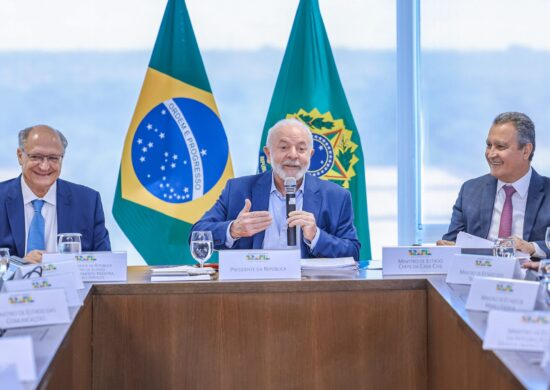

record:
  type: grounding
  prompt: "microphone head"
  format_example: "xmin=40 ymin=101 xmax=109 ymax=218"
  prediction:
xmin=284 ymin=177 xmax=297 ymax=194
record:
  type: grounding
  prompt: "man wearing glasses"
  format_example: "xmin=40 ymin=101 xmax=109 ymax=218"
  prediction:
xmin=0 ymin=125 xmax=110 ymax=263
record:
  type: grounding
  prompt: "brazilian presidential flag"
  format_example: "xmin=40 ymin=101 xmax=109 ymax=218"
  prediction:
xmin=258 ymin=0 xmax=372 ymax=260
xmin=113 ymin=0 xmax=234 ymax=265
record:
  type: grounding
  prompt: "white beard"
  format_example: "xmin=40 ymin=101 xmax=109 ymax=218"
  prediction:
xmin=271 ymin=160 xmax=310 ymax=181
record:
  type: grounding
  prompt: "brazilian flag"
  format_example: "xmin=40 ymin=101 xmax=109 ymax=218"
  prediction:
xmin=258 ymin=0 xmax=372 ymax=260
xmin=113 ymin=0 xmax=233 ymax=265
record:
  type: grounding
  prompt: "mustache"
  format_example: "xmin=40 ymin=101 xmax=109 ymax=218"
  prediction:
xmin=282 ymin=160 xmax=300 ymax=165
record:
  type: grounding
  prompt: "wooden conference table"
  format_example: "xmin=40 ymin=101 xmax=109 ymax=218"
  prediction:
xmin=8 ymin=266 xmax=550 ymax=389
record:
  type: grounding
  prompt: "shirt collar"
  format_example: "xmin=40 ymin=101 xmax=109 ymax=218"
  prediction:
xmin=497 ymin=167 xmax=531 ymax=199
xmin=21 ymin=178 xmax=57 ymax=206
xmin=270 ymin=173 xmax=305 ymax=197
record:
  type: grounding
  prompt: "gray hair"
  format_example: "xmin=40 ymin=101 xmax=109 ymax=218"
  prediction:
xmin=18 ymin=125 xmax=68 ymax=152
xmin=493 ymin=112 xmax=535 ymax=161
xmin=266 ymin=118 xmax=313 ymax=150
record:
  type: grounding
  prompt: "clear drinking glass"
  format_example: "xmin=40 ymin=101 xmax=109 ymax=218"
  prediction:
xmin=538 ymin=228 xmax=550 ymax=306
xmin=57 ymin=233 xmax=82 ymax=254
xmin=0 ymin=247 xmax=9 ymax=275
xmin=539 ymin=259 xmax=550 ymax=281
xmin=493 ymin=238 xmax=516 ymax=258
xmin=539 ymin=259 xmax=550 ymax=306
xmin=190 ymin=231 xmax=213 ymax=268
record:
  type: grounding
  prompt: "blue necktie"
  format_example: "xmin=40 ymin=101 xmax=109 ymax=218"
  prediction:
xmin=27 ymin=199 xmax=45 ymax=253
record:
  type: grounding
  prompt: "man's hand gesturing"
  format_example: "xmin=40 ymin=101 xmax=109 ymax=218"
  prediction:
xmin=229 ymin=199 xmax=272 ymax=239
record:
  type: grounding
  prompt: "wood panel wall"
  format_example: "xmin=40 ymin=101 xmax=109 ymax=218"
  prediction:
xmin=427 ymin=284 xmax=523 ymax=390
xmin=93 ymin=289 xmax=427 ymax=390
xmin=38 ymin=294 xmax=92 ymax=390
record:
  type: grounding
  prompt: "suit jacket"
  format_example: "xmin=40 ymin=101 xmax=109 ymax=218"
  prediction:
xmin=0 ymin=176 xmax=111 ymax=257
xmin=442 ymin=169 xmax=550 ymax=257
xmin=192 ymin=172 xmax=361 ymax=261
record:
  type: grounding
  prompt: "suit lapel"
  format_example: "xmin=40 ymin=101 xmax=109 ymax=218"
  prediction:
xmin=480 ymin=176 xmax=497 ymax=239
xmin=251 ymin=172 xmax=271 ymax=249
xmin=6 ymin=176 xmax=26 ymax=256
xmin=302 ymin=175 xmax=321 ymax=257
xmin=56 ymin=180 xmax=72 ymax=234
xmin=524 ymin=169 xmax=544 ymax=240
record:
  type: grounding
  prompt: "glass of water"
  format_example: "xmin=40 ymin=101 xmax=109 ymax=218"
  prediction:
xmin=57 ymin=233 xmax=82 ymax=254
xmin=539 ymin=259 xmax=550 ymax=281
xmin=493 ymin=238 xmax=516 ymax=258
xmin=0 ymin=247 xmax=9 ymax=275
xmin=190 ymin=231 xmax=213 ymax=268
xmin=539 ymin=259 xmax=550 ymax=306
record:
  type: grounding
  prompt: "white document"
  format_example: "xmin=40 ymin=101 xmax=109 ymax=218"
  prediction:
xmin=300 ymin=257 xmax=356 ymax=270
xmin=0 ymin=289 xmax=70 ymax=329
xmin=0 ymin=336 xmax=36 ymax=382
xmin=151 ymin=274 xmax=211 ymax=282
xmin=455 ymin=232 xmax=530 ymax=258
xmin=18 ymin=259 xmax=85 ymax=290
xmin=445 ymin=254 xmax=520 ymax=285
xmin=455 ymin=232 xmax=494 ymax=248
xmin=0 ymin=365 xmax=23 ymax=390
xmin=151 ymin=265 xmax=215 ymax=275
xmin=219 ymin=249 xmax=301 ymax=280
xmin=382 ymin=246 xmax=461 ymax=275
xmin=3 ymin=273 xmax=81 ymax=307
xmin=483 ymin=310 xmax=550 ymax=352
xmin=150 ymin=265 xmax=215 ymax=282
xmin=465 ymin=277 xmax=539 ymax=312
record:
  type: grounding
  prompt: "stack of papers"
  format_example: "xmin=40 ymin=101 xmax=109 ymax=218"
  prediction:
xmin=150 ymin=265 xmax=215 ymax=282
xmin=301 ymin=258 xmax=358 ymax=279
xmin=455 ymin=232 xmax=531 ymax=259
xmin=300 ymin=257 xmax=357 ymax=270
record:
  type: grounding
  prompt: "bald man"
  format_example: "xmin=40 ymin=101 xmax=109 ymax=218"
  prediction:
xmin=0 ymin=125 xmax=110 ymax=263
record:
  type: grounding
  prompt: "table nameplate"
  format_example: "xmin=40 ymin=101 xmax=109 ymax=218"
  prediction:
xmin=465 ymin=277 xmax=539 ymax=312
xmin=219 ymin=249 xmax=301 ymax=280
xmin=446 ymin=254 xmax=519 ymax=285
xmin=382 ymin=246 xmax=461 ymax=275
xmin=0 ymin=289 xmax=70 ymax=329
xmin=19 ymin=259 xmax=85 ymax=290
xmin=483 ymin=310 xmax=550 ymax=352
xmin=3 ymin=273 xmax=81 ymax=307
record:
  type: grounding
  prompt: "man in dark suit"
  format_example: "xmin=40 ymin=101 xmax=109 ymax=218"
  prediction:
xmin=191 ymin=118 xmax=360 ymax=261
xmin=438 ymin=112 xmax=550 ymax=258
xmin=0 ymin=125 xmax=111 ymax=262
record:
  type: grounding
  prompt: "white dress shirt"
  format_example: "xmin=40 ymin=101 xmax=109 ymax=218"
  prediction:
xmin=21 ymin=179 xmax=58 ymax=254
xmin=487 ymin=168 xmax=545 ymax=258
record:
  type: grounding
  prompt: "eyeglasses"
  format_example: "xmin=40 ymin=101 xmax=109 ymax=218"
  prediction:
xmin=22 ymin=265 xmax=43 ymax=279
xmin=23 ymin=152 xmax=64 ymax=165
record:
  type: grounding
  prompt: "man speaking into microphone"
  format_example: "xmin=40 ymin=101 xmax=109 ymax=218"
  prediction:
xmin=191 ymin=118 xmax=360 ymax=261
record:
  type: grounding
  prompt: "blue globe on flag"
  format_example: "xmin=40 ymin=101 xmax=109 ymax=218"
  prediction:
xmin=131 ymin=98 xmax=229 ymax=204
xmin=309 ymin=133 xmax=334 ymax=177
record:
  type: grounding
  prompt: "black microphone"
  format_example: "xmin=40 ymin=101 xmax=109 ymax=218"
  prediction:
xmin=284 ymin=177 xmax=297 ymax=246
